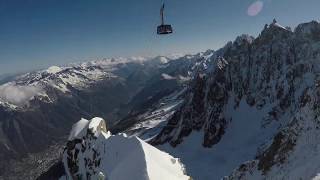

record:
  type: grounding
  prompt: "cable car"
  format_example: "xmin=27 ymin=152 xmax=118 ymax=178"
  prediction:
xmin=157 ymin=3 xmax=173 ymax=35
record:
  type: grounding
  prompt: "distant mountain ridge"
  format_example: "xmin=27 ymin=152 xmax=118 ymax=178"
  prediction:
xmin=0 ymin=55 xmax=198 ymax=179
xmin=6 ymin=19 xmax=320 ymax=180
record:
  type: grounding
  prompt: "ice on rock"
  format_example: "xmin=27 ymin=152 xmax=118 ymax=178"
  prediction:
xmin=68 ymin=117 xmax=109 ymax=141
xmin=62 ymin=117 xmax=190 ymax=180
xmin=88 ymin=117 xmax=108 ymax=136
xmin=68 ymin=118 xmax=89 ymax=141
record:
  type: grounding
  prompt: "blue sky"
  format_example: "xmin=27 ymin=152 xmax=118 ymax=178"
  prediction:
xmin=0 ymin=0 xmax=319 ymax=75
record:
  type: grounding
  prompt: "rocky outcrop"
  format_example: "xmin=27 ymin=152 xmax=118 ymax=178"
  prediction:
xmin=151 ymin=20 xmax=320 ymax=179
xmin=61 ymin=117 xmax=191 ymax=180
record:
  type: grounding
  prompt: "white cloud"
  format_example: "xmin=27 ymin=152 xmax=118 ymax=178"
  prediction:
xmin=0 ymin=83 xmax=43 ymax=106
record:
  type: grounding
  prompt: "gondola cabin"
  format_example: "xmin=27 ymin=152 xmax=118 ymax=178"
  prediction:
xmin=157 ymin=24 xmax=173 ymax=34
xmin=157 ymin=3 xmax=173 ymax=35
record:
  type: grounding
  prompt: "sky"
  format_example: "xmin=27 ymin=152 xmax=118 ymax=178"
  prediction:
xmin=0 ymin=0 xmax=319 ymax=75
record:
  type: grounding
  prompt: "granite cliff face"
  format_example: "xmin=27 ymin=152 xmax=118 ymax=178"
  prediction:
xmin=149 ymin=20 xmax=320 ymax=179
xmin=60 ymin=117 xmax=190 ymax=180
xmin=7 ymin=20 xmax=320 ymax=180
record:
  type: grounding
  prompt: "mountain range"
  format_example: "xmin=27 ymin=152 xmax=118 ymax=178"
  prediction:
xmin=1 ymin=19 xmax=320 ymax=180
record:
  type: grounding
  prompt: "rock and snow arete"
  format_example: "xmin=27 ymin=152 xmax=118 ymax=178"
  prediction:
xmin=61 ymin=117 xmax=191 ymax=180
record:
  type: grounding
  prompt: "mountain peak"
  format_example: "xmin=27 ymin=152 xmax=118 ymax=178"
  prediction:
xmin=149 ymin=19 xmax=320 ymax=179
xmin=46 ymin=66 xmax=62 ymax=74
xmin=234 ymin=34 xmax=255 ymax=46
xmin=255 ymin=19 xmax=293 ymax=44
xmin=268 ymin=18 xmax=290 ymax=31
xmin=295 ymin=20 xmax=320 ymax=40
xmin=62 ymin=117 xmax=190 ymax=180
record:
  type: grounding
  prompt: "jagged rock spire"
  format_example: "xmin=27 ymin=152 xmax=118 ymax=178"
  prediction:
xmin=273 ymin=18 xmax=277 ymax=24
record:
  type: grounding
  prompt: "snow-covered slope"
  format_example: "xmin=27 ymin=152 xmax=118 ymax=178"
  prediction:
xmin=0 ymin=54 xmax=200 ymax=179
xmin=146 ymin=20 xmax=320 ymax=179
xmin=123 ymin=87 xmax=186 ymax=141
xmin=35 ymin=20 xmax=320 ymax=180
xmin=7 ymin=18 xmax=320 ymax=180
xmin=0 ymin=64 xmax=110 ymax=108
xmin=0 ymin=56 xmax=180 ymax=108
xmin=61 ymin=117 xmax=190 ymax=180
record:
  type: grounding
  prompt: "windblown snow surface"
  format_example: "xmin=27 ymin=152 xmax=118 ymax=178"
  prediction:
xmin=46 ymin=66 xmax=63 ymax=74
xmin=147 ymin=20 xmax=320 ymax=180
xmin=125 ymin=88 xmax=186 ymax=141
xmin=125 ymin=93 xmax=278 ymax=179
xmin=156 ymin=97 xmax=278 ymax=180
xmin=61 ymin=117 xmax=190 ymax=180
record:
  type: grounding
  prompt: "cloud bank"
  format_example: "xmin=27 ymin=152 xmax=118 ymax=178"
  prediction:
xmin=0 ymin=83 xmax=43 ymax=106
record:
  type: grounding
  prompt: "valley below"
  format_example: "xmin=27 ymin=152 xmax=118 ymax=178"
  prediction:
xmin=1 ymin=20 xmax=320 ymax=180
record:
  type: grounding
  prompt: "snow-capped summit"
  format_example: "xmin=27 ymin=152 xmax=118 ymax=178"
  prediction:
xmin=258 ymin=19 xmax=293 ymax=44
xmin=46 ymin=66 xmax=63 ymax=74
xmin=158 ymin=56 xmax=169 ymax=64
xmin=0 ymin=62 xmax=114 ymax=106
xmin=270 ymin=18 xmax=289 ymax=31
xmin=149 ymin=20 xmax=320 ymax=179
xmin=61 ymin=117 xmax=190 ymax=180
xmin=147 ymin=56 xmax=170 ymax=65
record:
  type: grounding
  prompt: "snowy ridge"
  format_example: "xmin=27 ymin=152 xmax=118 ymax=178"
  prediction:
xmin=0 ymin=63 xmax=112 ymax=107
xmin=0 ymin=53 xmax=202 ymax=179
xmin=150 ymin=20 xmax=320 ymax=179
xmin=0 ymin=54 xmax=199 ymax=108
xmin=68 ymin=118 xmax=90 ymax=141
xmin=0 ymin=55 xmax=178 ymax=108
xmin=61 ymin=117 xmax=190 ymax=180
